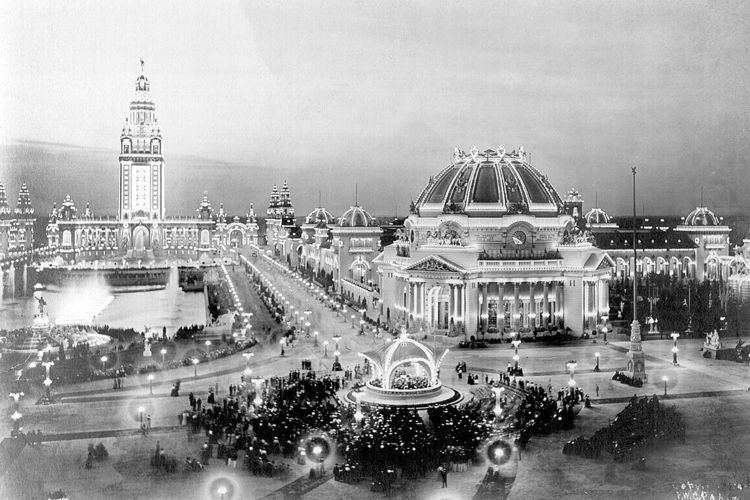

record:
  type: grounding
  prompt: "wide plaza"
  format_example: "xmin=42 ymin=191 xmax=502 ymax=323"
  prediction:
xmin=2 ymin=246 xmax=750 ymax=500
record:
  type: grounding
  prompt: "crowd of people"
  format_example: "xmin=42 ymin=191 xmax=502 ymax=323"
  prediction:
xmin=563 ymin=395 xmax=685 ymax=462
xmin=515 ymin=381 xmax=578 ymax=449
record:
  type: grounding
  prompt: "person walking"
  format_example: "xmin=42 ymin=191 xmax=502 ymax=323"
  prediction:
xmin=595 ymin=384 xmax=600 ymax=397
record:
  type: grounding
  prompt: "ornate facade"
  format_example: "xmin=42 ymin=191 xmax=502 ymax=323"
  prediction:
xmin=374 ymin=146 xmax=613 ymax=337
xmin=45 ymin=63 xmax=258 ymax=265
xmin=0 ymin=182 xmax=36 ymax=259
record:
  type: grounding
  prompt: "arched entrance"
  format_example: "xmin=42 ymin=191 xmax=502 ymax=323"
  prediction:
xmin=229 ymin=229 xmax=244 ymax=248
xmin=132 ymin=226 xmax=150 ymax=252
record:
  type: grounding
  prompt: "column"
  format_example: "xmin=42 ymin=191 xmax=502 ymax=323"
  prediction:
xmin=601 ymin=279 xmax=609 ymax=321
xmin=512 ymin=283 xmax=520 ymax=330
xmin=529 ymin=282 xmax=537 ymax=329
xmin=418 ymin=283 xmax=424 ymax=318
xmin=481 ymin=283 xmax=488 ymax=334
xmin=542 ymin=282 xmax=549 ymax=327
xmin=555 ymin=282 xmax=563 ymax=327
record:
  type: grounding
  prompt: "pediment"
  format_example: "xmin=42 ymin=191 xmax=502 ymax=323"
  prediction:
xmin=405 ymin=255 xmax=464 ymax=273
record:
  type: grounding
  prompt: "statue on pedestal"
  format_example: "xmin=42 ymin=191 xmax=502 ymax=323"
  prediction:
xmin=143 ymin=339 xmax=152 ymax=357
xmin=703 ymin=329 xmax=722 ymax=353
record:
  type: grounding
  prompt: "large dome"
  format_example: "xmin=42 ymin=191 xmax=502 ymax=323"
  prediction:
xmin=684 ymin=207 xmax=720 ymax=226
xmin=414 ymin=146 xmax=564 ymax=218
xmin=339 ymin=205 xmax=375 ymax=227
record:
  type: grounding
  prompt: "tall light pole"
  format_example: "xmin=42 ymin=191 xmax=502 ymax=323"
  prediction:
xmin=192 ymin=358 xmax=199 ymax=377
xmin=567 ymin=361 xmax=578 ymax=397
xmin=594 ymin=352 xmax=601 ymax=372
xmin=160 ymin=348 xmax=167 ymax=365
xmin=626 ymin=166 xmax=646 ymax=383
xmin=323 ymin=341 xmax=329 ymax=358
xmin=671 ymin=333 xmax=680 ymax=365
xmin=662 ymin=376 xmax=668 ymax=396
xmin=100 ymin=355 xmax=108 ymax=371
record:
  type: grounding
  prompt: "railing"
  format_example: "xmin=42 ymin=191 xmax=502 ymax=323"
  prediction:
xmin=342 ymin=277 xmax=379 ymax=293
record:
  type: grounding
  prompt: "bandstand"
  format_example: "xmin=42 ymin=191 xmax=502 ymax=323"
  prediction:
xmin=346 ymin=333 xmax=462 ymax=409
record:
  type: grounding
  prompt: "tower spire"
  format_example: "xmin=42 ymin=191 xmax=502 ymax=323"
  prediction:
xmin=355 ymin=183 xmax=358 ymax=206
xmin=140 ymin=58 xmax=144 ymax=72
xmin=700 ymin=186 xmax=704 ymax=207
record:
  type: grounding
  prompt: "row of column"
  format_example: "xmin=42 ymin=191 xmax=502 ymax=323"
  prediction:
xmin=477 ymin=281 xmax=563 ymax=333
xmin=405 ymin=281 xmax=466 ymax=329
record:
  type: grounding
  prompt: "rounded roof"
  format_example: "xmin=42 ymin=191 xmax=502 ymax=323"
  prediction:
xmin=684 ymin=207 xmax=720 ymax=227
xmin=584 ymin=207 xmax=611 ymax=225
xmin=414 ymin=146 xmax=563 ymax=217
xmin=338 ymin=205 xmax=375 ymax=227
xmin=305 ymin=207 xmax=335 ymax=226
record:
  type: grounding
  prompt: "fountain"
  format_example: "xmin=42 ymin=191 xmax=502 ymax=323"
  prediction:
xmin=346 ymin=332 xmax=463 ymax=409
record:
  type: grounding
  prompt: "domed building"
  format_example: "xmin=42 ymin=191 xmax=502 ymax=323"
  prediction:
xmin=373 ymin=146 xmax=614 ymax=337
xmin=331 ymin=205 xmax=382 ymax=306
xmin=675 ymin=206 xmax=731 ymax=280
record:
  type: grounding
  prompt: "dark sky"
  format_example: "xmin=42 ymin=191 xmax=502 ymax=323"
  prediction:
xmin=1 ymin=0 xmax=749 ymax=218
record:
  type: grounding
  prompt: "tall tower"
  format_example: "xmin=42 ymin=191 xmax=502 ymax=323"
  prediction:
xmin=0 ymin=181 xmax=11 ymax=257
xmin=119 ymin=61 xmax=164 ymax=222
xmin=14 ymin=183 xmax=35 ymax=250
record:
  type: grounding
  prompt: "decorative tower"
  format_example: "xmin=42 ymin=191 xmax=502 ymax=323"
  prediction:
xmin=267 ymin=184 xmax=280 ymax=219
xmin=13 ymin=183 xmax=35 ymax=250
xmin=563 ymin=188 xmax=584 ymax=228
xmin=0 ymin=181 xmax=11 ymax=257
xmin=118 ymin=60 xmax=165 ymax=222
xmin=279 ymin=180 xmax=295 ymax=227
xmin=245 ymin=203 xmax=259 ymax=246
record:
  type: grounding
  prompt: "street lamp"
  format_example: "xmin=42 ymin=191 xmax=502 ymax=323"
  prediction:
xmin=671 ymin=333 xmax=680 ymax=365
xmin=138 ymin=406 xmax=145 ymax=426
xmin=205 ymin=340 xmax=211 ymax=350
xmin=313 ymin=331 xmax=319 ymax=347
xmin=100 ymin=355 xmax=108 ymax=371
xmin=148 ymin=374 xmax=154 ymax=395
xmin=594 ymin=352 xmax=601 ymax=372
xmin=567 ymin=361 xmax=578 ymax=397
xmin=10 ymin=410 xmax=22 ymax=436
xmin=192 ymin=358 xmax=199 ymax=377
xmin=218 ymin=486 xmax=227 ymax=500
xmin=491 ymin=387 xmax=505 ymax=423
xmin=662 ymin=375 xmax=668 ymax=396
xmin=243 ymin=352 xmax=254 ymax=368
xmin=332 ymin=335 xmax=341 ymax=352
xmin=160 ymin=348 xmax=167 ymax=364
xmin=511 ymin=339 xmax=521 ymax=371
xmin=323 ymin=341 xmax=329 ymax=357
xmin=252 ymin=377 xmax=264 ymax=406
xmin=334 ymin=350 xmax=341 ymax=364
xmin=353 ymin=391 xmax=364 ymax=423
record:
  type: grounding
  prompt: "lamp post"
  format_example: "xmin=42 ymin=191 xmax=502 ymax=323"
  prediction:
xmin=148 ymin=373 xmax=154 ymax=395
xmin=100 ymin=355 xmax=108 ymax=371
xmin=9 ymin=391 xmax=23 ymax=410
xmin=567 ymin=361 xmax=578 ymax=397
xmin=594 ymin=352 xmax=601 ymax=372
xmin=671 ymin=333 xmax=680 ymax=365
xmin=511 ymin=339 xmax=521 ymax=371
xmin=192 ymin=358 xmax=199 ymax=378
xmin=323 ymin=341 xmax=329 ymax=358
xmin=205 ymin=340 xmax=211 ymax=351
xmin=138 ymin=406 xmax=145 ymax=426
xmin=10 ymin=410 xmax=22 ymax=436
xmin=351 ymin=314 xmax=356 ymax=329
xmin=332 ymin=335 xmax=341 ymax=352
xmin=313 ymin=331 xmax=319 ymax=347
xmin=42 ymin=360 xmax=54 ymax=398
xmin=334 ymin=350 xmax=340 ymax=364
xmin=160 ymin=348 xmax=167 ymax=365
xmin=217 ymin=486 xmax=227 ymax=500
xmin=353 ymin=391 xmax=363 ymax=423
xmin=252 ymin=377 xmax=264 ymax=406
xmin=491 ymin=387 xmax=505 ymax=424
xmin=662 ymin=375 xmax=668 ymax=396
xmin=243 ymin=352 xmax=254 ymax=369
